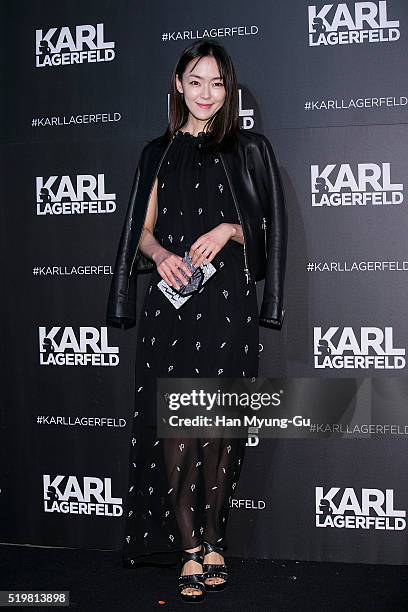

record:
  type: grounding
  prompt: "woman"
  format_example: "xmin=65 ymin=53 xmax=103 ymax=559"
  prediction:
xmin=107 ymin=40 xmax=287 ymax=603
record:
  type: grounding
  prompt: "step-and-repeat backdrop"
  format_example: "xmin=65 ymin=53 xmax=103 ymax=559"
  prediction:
xmin=1 ymin=1 xmax=407 ymax=564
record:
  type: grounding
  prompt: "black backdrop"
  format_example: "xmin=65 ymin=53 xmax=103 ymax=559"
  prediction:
xmin=1 ymin=0 xmax=407 ymax=564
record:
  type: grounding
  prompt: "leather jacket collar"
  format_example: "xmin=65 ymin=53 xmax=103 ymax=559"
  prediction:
xmin=107 ymin=128 xmax=287 ymax=330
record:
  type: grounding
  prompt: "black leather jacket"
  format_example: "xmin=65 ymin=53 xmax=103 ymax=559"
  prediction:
xmin=106 ymin=128 xmax=287 ymax=330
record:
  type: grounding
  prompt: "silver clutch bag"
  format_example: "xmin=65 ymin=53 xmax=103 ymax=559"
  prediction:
xmin=157 ymin=251 xmax=217 ymax=309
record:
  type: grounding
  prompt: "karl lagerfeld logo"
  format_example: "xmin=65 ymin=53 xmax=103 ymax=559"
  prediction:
xmin=308 ymin=1 xmax=400 ymax=46
xmin=39 ymin=326 xmax=119 ymax=366
xmin=43 ymin=475 xmax=122 ymax=516
xmin=36 ymin=24 xmax=115 ymax=67
xmin=314 ymin=326 xmax=405 ymax=369
xmin=316 ymin=487 xmax=406 ymax=530
xmin=36 ymin=174 xmax=116 ymax=216
xmin=311 ymin=163 xmax=403 ymax=207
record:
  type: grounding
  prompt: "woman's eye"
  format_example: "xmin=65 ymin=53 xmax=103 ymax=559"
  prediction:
xmin=189 ymin=81 xmax=223 ymax=86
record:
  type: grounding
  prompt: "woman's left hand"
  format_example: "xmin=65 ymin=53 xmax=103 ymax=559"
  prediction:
xmin=188 ymin=223 xmax=234 ymax=267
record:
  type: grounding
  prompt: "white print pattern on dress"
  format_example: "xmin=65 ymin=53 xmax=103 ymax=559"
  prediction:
xmin=218 ymin=183 xmax=224 ymax=193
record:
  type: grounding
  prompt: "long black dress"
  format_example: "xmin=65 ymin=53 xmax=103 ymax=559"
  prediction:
xmin=122 ymin=130 xmax=259 ymax=566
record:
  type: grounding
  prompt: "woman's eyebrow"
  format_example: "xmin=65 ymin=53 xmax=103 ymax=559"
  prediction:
xmin=188 ymin=74 xmax=223 ymax=80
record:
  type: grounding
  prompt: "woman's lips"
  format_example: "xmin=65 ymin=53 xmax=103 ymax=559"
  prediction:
xmin=197 ymin=103 xmax=212 ymax=109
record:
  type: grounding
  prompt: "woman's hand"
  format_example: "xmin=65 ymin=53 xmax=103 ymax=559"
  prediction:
xmin=188 ymin=223 xmax=236 ymax=267
xmin=153 ymin=248 xmax=193 ymax=289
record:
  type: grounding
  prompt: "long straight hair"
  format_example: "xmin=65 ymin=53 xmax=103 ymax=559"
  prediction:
xmin=158 ymin=40 xmax=240 ymax=151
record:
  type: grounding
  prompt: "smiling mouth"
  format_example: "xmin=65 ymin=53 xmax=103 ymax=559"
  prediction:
xmin=197 ymin=103 xmax=213 ymax=108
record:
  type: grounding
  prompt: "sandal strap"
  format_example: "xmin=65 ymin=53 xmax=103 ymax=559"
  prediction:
xmin=203 ymin=563 xmax=227 ymax=575
xmin=181 ymin=548 xmax=204 ymax=565
xmin=178 ymin=573 xmax=206 ymax=593
xmin=203 ymin=540 xmax=225 ymax=555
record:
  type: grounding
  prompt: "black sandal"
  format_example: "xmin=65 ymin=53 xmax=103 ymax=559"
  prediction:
xmin=202 ymin=540 xmax=228 ymax=591
xmin=178 ymin=544 xmax=206 ymax=603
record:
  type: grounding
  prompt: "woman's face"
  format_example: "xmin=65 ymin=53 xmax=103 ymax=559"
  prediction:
xmin=176 ymin=55 xmax=226 ymax=124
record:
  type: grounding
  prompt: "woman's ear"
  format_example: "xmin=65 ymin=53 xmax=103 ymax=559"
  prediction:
xmin=175 ymin=74 xmax=183 ymax=95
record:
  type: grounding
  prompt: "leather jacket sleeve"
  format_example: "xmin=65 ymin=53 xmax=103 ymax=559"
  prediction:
xmin=106 ymin=161 xmax=141 ymax=330
xmin=257 ymin=135 xmax=288 ymax=330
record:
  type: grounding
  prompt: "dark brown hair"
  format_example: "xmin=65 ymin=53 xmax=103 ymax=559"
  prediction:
xmin=158 ymin=39 xmax=239 ymax=151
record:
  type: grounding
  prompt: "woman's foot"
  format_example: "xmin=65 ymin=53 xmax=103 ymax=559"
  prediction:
xmin=203 ymin=541 xmax=228 ymax=589
xmin=203 ymin=550 xmax=225 ymax=586
xmin=178 ymin=544 xmax=206 ymax=600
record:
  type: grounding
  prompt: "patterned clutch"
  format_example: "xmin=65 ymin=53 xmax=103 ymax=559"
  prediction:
xmin=157 ymin=251 xmax=217 ymax=309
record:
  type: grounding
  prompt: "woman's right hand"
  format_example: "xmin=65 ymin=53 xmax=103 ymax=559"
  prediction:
xmin=153 ymin=248 xmax=192 ymax=289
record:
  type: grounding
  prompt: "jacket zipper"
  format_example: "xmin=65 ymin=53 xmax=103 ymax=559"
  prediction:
xmin=262 ymin=216 xmax=267 ymax=257
xmin=128 ymin=134 xmax=176 ymax=283
xmin=219 ymin=152 xmax=251 ymax=284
